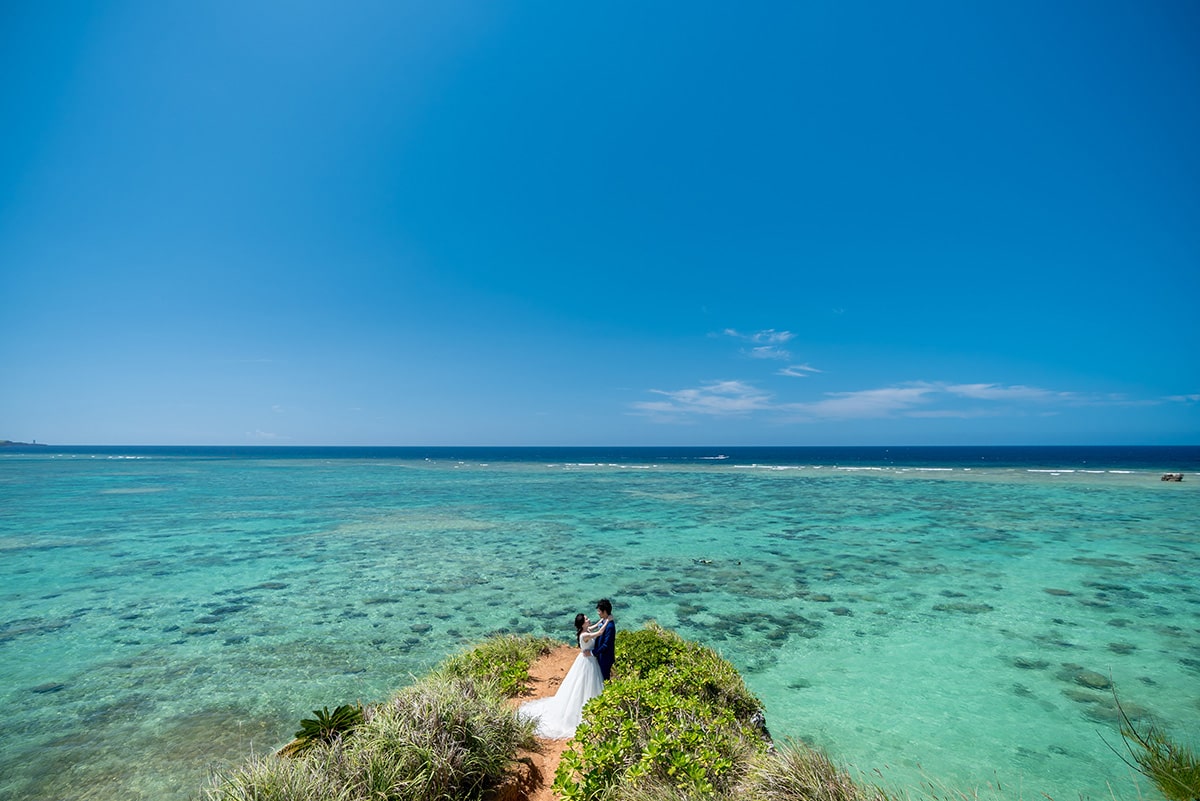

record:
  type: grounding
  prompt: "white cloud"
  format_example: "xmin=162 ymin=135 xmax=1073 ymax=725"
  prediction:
xmin=634 ymin=379 xmax=1094 ymax=423
xmin=945 ymin=383 xmax=1069 ymax=402
xmin=777 ymin=364 xmax=822 ymax=378
xmin=631 ymin=380 xmax=773 ymax=417
xmin=724 ymin=328 xmax=795 ymax=345
xmin=749 ymin=346 xmax=791 ymax=360
xmin=788 ymin=384 xmax=937 ymax=420
xmin=1166 ymin=394 xmax=1200 ymax=403
xmin=724 ymin=328 xmax=798 ymax=361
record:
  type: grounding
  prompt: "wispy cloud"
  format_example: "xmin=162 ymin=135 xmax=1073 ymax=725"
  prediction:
xmin=787 ymin=384 xmax=938 ymax=420
xmin=749 ymin=346 xmax=791 ymax=360
xmin=724 ymin=328 xmax=795 ymax=345
xmin=631 ymin=380 xmax=773 ymax=418
xmin=634 ymin=379 xmax=1103 ymax=422
xmin=1166 ymin=394 xmax=1200 ymax=403
xmin=777 ymin=364 xmax=822 ymax=378
xmin=723 ymin=328 xmax=798 ymax=361
xmin=944 ymin=383 xmax=1071 ymax=402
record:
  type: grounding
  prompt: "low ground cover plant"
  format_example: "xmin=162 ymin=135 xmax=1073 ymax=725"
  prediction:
xmin=434 ymin=633 xmax=558 ymax=697
xmin=554 ymin=622 xmax=770 ymax=800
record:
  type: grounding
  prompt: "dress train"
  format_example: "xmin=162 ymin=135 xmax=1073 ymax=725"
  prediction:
xmin=518 ymin=636 xmax=604 ymax=739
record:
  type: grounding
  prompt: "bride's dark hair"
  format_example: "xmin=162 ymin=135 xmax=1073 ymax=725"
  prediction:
xmin=574 ymin=613 xmax=586 ymax=635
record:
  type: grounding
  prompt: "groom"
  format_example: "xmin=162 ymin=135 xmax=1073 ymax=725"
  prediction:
xmin=592 ymin=598 xmax=615 ymax=681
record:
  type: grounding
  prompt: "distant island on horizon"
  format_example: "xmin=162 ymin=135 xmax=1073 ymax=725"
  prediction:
xmin=0 ymin=440 xmax=46 ymax=447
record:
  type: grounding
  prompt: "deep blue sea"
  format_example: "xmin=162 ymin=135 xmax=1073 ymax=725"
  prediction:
xmin=2 ymin=446 xmax=1198 ymax=800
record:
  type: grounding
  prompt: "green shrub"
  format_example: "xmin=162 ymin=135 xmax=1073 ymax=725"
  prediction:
xmin=614 ymin=625 xmax=680 ymax=678
xmin=617 ymin=623 xmax=763 ymax=721
xmin=433 ymin=632 xmax=558 ymax=697
xmin=554 ymin=623 xmax=768 ymax=801
xmin=604 ymin=775 xmax=706 ymax=801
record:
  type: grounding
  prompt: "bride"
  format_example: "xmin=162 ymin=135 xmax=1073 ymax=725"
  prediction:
xmin=518 ymin=613 xmax=607 ymax=738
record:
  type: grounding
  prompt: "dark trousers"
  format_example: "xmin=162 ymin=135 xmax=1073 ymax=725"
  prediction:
xmin=596 ymin=652 xmax=613 ymax=680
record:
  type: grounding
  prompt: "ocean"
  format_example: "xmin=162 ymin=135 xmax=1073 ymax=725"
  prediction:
xmin=1 ymin=445 xmax=1197 ymax=800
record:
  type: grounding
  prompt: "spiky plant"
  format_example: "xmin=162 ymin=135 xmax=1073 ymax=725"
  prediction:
xmin=1109 ymin=695 xmax=1200 ymax=801
xmin=287 ymin=704 xmax=364 ymax=755
xmin=211 ymin=675 xmax=532 ymax=801
xmin=740 ymin=741 xmax=896 ymax=801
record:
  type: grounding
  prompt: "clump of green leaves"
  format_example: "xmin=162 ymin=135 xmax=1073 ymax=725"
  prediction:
xmin=554 ymin=622 xmax=769 ymax=801
xmin=434 ymin=632 xmax=558 ymax=697
xmin=618 ymin=624 xmax=764 ymax=721
xmin=285 ymin=704 xmax=364 ymax=756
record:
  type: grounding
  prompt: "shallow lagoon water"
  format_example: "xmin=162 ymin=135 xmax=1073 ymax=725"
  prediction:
xmin=1 ymin=447 xmax=1197 ymax=800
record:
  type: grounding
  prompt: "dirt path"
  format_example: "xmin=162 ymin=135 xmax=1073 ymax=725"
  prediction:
xmin=503 ymin=644 xmax=579 ymax=801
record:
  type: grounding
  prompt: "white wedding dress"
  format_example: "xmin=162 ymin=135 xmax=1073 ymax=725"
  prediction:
xmin=518 ymin=633 xmax=604 ymax=739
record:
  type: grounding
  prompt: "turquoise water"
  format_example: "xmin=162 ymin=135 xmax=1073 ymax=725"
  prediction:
xmin=1 ymin=447 xmax=1198 ymax=800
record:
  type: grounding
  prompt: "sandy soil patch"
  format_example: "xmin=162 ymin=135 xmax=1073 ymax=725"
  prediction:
xmin=502 ymin=645 xmax=579 ymax=801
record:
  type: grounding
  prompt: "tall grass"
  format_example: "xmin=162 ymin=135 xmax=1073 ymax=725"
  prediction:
xmin=348 ymin=673 xmax=534 ymax=799
xmin=205 ymin=636 xmax=549 ymax=801
xmin=740 ymin=742 xmax=896 ymax=801
xmin=205 ymin=745 xmax=357 ymax=801
xmin=1112 ymin=707 xmax=1200 ymax=801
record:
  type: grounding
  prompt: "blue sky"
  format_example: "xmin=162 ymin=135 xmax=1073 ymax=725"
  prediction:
xmin=2 ymin=2 xmax=1197 ymax=446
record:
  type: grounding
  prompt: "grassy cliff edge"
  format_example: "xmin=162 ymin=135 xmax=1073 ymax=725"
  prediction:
xmin=204 ymin=624 xmax=1197 ymax=801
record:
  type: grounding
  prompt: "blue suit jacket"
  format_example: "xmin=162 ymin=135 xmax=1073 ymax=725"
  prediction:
xmin=594 ymin=618 xmax=615 ymax=678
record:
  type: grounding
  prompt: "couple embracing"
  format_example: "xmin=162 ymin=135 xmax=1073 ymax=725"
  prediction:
xmin=519 ymin=599 xmax=615 ymax=739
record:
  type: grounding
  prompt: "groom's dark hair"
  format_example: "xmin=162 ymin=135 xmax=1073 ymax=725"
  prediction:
xmin=596 ymin=598 xmax=612 ymax=614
